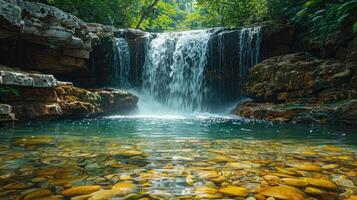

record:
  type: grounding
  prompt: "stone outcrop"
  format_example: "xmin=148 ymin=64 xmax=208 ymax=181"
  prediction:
xmin=94 ymin=88 xmax=139 ymax=114
xmin=0 ymin=66 xmax=59 ymax=87
xmin=0 ymin=67 xmax=138 ymax=123
xmin=0 ymin=0 xmax=115 ymax=83
xmin=88 ymin=28 xmax=149 ymax=87
xmin=0 ymin=103 xmax=15 ymax=122
xmin=55 ymin=83 xmax=138 ymax=117
xmin=233 ymin=51 xmax=357 ymax=126
xmin=0 ymin=0 xmax=150 ymax=87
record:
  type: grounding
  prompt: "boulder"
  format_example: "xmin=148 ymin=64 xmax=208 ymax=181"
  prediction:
xmin=0 ymin=67 xmax=138 ymax=123
xmin=0 ymin=0 xmax=116 ymax=81
xmin=0 ymin=103 xmax=16 ymax=122
xmin=0 ymin=69 xmax=58 ymax=88
xmin=55 ymin=84 xmax=138 ymax=117
xmin=233 ymin=53 xmax=357 ymax=126
xmin=244 ymin=53 xmax=355 ymax=103
xmin=95 ymin=88 xmax=138 ymax=114
xmin=0 ymin=0 xmax=90 ymax=50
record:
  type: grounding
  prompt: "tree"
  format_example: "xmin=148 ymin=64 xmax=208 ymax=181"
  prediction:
xmin=136 ymin=0 xmax=161 ymax=29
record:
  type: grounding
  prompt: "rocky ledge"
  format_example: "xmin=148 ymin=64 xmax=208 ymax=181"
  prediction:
xmin=233 ymin=51 xmax=357 ymax=126
xmin=0 ymin=67 xmax=138 ymax=123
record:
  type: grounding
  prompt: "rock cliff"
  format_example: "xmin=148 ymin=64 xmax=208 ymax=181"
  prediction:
xmin=233 ymin=50 xmax=356 ymax=125
xmin=0 ymin=67 xmax=138 ymax=123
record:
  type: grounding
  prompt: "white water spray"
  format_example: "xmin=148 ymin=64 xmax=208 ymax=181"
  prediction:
xmin=239 ymin=27 xmax=262 ymax=95
xmin=114 ymin=37 xmax=131 ymax=88
xmin=141 ymin=30 xmax=213 ymax=113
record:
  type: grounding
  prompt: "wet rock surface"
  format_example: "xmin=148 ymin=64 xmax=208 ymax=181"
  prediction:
xmin=0 ymin=136 xmax=356 ymax=199
xmin=233 ymin=52 xmax=357 ymax=125
xmin=56 ymin=84 xmax=138 ymax=117
xmin=0 ymin=104 xmax=15 ymax=122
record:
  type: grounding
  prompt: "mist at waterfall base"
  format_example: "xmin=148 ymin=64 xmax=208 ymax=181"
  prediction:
xmin=113 ymin=27 xmax=262 ymax=115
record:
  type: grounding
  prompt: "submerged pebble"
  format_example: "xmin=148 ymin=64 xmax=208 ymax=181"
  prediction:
xmin=0 ymin=135 xmax=355 ymax=199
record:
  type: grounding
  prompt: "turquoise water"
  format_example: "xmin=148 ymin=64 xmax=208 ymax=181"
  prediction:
xmin=1 ymin=114 xmax=356 ymax=144
xmin=0 ymin=115 xmax=356 ymax=199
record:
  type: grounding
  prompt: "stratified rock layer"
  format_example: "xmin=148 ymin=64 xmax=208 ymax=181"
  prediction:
xmin=233 ymin=51 xmax=357 ymax=125
xmin=0 ymin=68 xmax=138 ymax=123
xmin=0 ymin=0 xmax=114 ymax=82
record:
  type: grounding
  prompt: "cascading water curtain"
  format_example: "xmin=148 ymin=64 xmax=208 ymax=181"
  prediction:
xmin=113 ymin=37 xmax=131 ymax=88
xmin=142 ymin=30 xmax=213 ymax=113
xmin=239 ymin=27 xmax=262 ymax=96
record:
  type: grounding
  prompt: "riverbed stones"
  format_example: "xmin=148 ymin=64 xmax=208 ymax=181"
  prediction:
xmin=86 ymin=189 xmax=126 ymax=200
xmin=111 ymin=182 xmax=136 ymax=193
xmin=196 ymin=171 xmax=219 ymax=180
xmin=194 ymin=186 xmax=217 ymax=195
xmin=62 ymin=185 xmax=101 ymax=197
xmin=347 ymin=195 xmax=357 ymax=200
xmin=304 ymin=187 xmax=324 ymax=195
xmin=226 ymin=162 xmax=253 ymax=169
xmin=110 ymin=150 xmax=144 ymax=157
xmin=281 ymin=178 xmax=309 ymax=187
xmin=259 ymin=185 xmax=307 ymax=200
xmin=0 ymin=136 xmax=356 ymax=199
xmin=20 ymin=189 xmax=52 ymax=200
xmin=14 ymin=137 xmax=54 ymax=147
xmin=3 ymin=182 xmax=33 ymax=190
xmin=306 ymin=178 xmax=337 ymax=190
xmin=289 ymin=164 xmax=322 ymax=172
xmin=218 ymin=186 xmax=249 ymax=197
xmin=40 ymin=157 xmax=67 ymax=166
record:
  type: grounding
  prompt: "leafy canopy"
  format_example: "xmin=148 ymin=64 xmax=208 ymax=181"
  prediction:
xmin=29 ymin=0 xmax=356 ymax=42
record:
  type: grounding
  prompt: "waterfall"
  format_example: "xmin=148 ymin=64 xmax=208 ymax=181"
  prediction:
xmin=142 ymin=30 xmax=213 ymax=113
xmin=113 ymin=37 xmax=131 ymax=88
xmin=238 ymin=27 xmax=262 ymax=96
xmin=132 ymin=27 xmax=262 ymax=113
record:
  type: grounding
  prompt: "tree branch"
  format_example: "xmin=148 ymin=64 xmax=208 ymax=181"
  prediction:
xmin=136 ymin=0 xmax=161 ymax=29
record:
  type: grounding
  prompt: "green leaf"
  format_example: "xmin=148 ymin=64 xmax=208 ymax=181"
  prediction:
xmin=353 ymin=22 xmax=357 ymax=34
xmin=312 ymin=16 xmax=323 ymax=22
xmin=338 ymin=1 xmax=357 ymax=12
xmin=303 ymin=0 xmax=318 ymax=8
xmin=297 ymin=8 xmax=308 ymax=17
xmin=337 ymin=13 xmax=349 ymax=24
xmin=0 ymin=87 xmax=20 ymax=97
xmin=314 ymin=9 xmax=325 ymax=15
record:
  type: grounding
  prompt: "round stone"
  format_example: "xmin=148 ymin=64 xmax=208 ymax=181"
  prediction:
xmin=62 ymin=185 xmax=102 ymax=197
xmin=218 ymin=186 xmax=249 ymax=197
xmin=259 ymin=185 xmax=307 ymax=200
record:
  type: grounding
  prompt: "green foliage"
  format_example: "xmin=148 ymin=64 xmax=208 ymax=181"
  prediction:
xmin=27 ymin=0 xmax=356 ymax=39
xmin=182 ymin=0 xmax=268 ymax=29
xmin=29 ymin=0 xmax=142 ymax=28
xmin=353 ymin=22 xmax=357 ymax=33
xmin=267 ymin=0 xmax=357 ymax=44
xmin=88 ymin=92 xmax=102 ymax=104
xmin=0 ymin=87 xmax=21 ymax=101
xmin=28 ymin=0 xmax=267 ymax=31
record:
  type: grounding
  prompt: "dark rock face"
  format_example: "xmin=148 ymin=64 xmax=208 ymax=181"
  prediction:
xmin=205 ymin=24 xmax=295 ymax=108
xmin=233 ymin=52 xmax=357 ymax=126
xmin=260 ymin=23 xmax=295 ymax=61
xmin=86 ymin=28 xmax=148 ymax=87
